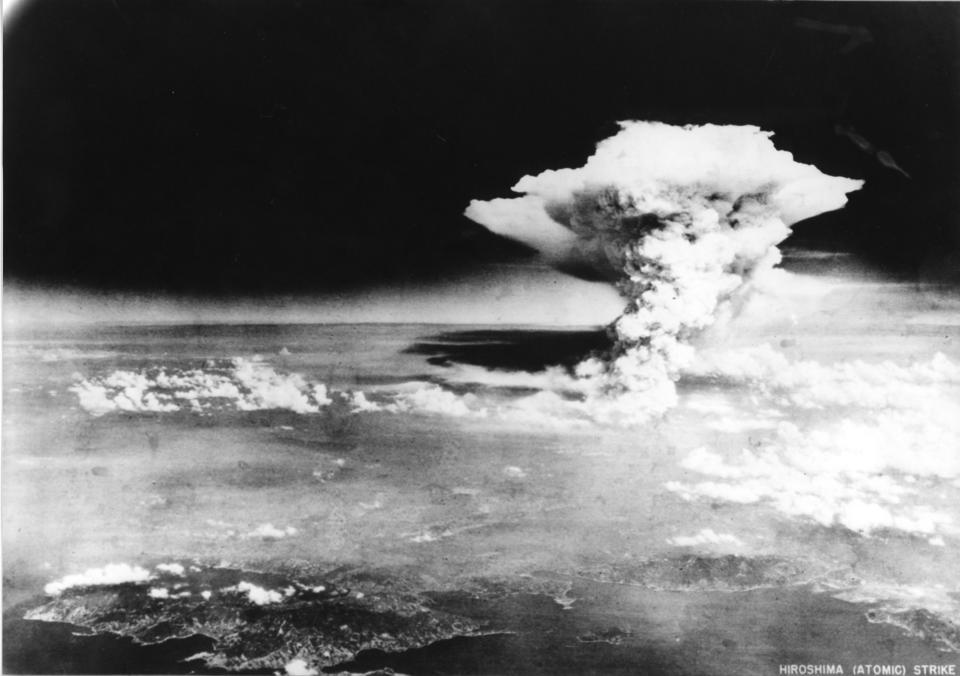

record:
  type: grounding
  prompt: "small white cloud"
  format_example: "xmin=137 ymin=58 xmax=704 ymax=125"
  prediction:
xmin=503 ymin=466 xmax=527 ymax=480
xmin=230 ymin=581 xmax=284 ymax=605
xmin=349 ymin=391 xmax=382 ymax=412
xmin=668 ymin=528 xmax=744 ymax=547
xmin=410 ymin=532 xmax=439 ymax=543
xmin=155 ymin=562 xmax=186 ymax=576
xmin=246 ymin=523 xmax=298 ymax=539
xmin=284 ymin=658 xmax=318 ymax=676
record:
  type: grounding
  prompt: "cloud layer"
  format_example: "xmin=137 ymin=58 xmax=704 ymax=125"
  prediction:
xmin=669 ymin=348 xmax=960 ymax=539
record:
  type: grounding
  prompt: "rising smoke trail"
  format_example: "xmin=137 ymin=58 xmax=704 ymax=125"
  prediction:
xmin=466 ymin=122 xmax=863 ymax=421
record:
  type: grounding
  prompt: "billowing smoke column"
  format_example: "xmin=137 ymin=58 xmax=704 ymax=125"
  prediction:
xmin=466 ymin=122 xmax=863 ymax=420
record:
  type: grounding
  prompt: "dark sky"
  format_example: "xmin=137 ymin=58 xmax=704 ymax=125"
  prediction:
xmin=5 ymin=0 xmax=960 ymax=294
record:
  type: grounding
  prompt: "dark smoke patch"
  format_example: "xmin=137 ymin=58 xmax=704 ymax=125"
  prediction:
xmin=405 ymin=329 xmax=612 ymax=372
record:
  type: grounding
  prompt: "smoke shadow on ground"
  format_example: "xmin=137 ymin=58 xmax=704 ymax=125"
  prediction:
xmin=405 ymin=329 xmax=612 ymax=372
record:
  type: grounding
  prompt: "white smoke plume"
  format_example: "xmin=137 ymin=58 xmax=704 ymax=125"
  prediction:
xmin=466 ymin=122 xmax=862 ymax=420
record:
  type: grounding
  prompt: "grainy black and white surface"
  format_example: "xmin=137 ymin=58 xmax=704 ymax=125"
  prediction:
xmin=3 ymin=2 xmax=960 ymax=675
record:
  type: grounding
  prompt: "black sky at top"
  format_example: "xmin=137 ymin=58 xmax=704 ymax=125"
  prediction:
xmin=4 ymin=0 xmax=959 ymax=294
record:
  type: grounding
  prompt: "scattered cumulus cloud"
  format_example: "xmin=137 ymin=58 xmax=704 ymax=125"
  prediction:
xmin=666 ymin=339 xmax=960 ymax=540
xmin=228 ymin=581 xmax=285 ymax=605
xmin=687 ymin=345 xmax=960 ymax=411
xmin=70 ymin=358 xmax=335 ymax=416
xmin=668 ymin=409 xmax=958 ymax=538
xmin=148 ymin=587 xmax=170 ymax=599
xmin=44 ymin=563 xmax=154 ymax=596
xmin=155 ymin=562 xmax=186 ymax=576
